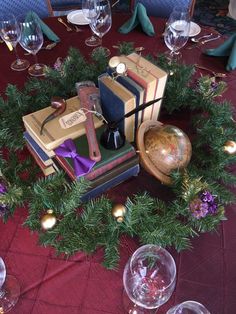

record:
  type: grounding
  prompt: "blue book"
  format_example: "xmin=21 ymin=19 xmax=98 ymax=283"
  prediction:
xmin=81 ymin=163 xmax=140 ymax=202
xmin=116 ymin=75 xmax=144 ymax=133
xmin=24 ymin=131 xmax=53 ymax=166
xmin=98 ymin=74 xmax=136 ymax=143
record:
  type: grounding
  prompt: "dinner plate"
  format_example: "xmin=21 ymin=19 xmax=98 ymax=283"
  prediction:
xmin=189 ymin=21 xmax=201 ymax=37
xmin=67 ymin=10 xmax=89 ymax=25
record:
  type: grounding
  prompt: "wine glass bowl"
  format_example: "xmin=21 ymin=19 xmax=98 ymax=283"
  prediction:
xmin=19 ymin=18 xmax=46 ymax=77
xmin=123 ymin=245 xmax=176 ymax=313
xmin=0 ymin=13 xmax=29 ymax=71
xmin=164 ymin=9 xmax=190 ymax=62
xmin=90 ymin=0 xmax=112 ymax=56
xmin=166 ymin=300 xmax=211 ymax=314
xmin=0 ymin=257 xmax=20 ymax=313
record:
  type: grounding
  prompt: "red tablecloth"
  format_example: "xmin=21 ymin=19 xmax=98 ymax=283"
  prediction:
xmin=0 ymin=14 xmax=236 ymax=314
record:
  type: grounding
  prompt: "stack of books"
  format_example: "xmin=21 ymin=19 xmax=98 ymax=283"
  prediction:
xmin=99 ymin=52 xmax=168 ymax=142
xmin=22 ymin=96 xmax=139 ymax=201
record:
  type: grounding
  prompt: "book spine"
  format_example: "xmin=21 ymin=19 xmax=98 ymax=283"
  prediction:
xmin=81 ymin=164 xmax=140 ymax=202
xmin=54 ymin=149 xmax=137 ymax=182
xmin=26 ymin=143 xmax=55 ymax=176
xmin=24 ymin=132 xmax=53 ymax=166
xmin=85 ymin=149 xmax=136 ymax=180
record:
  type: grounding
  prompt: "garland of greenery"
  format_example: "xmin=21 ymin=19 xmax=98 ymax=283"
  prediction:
xmin=0 ymin=43 xmax=236 ymax=269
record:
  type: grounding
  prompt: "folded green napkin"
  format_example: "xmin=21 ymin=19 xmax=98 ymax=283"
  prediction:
xmin=119 ymin=3 xmax=155 ymax=37
xmin=25 ymin=11 xmax=60 ymax=43
xmin=205 ymin=33 xmax=236 ymax=71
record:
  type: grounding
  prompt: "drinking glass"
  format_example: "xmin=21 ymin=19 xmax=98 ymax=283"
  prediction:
xmin=0 ymin=257 xmax=20 ymax=313
xmin=123 ymin=244 xmax=176 ymax=313
xmin=0 ymin=14 xmax=29 ymax=71
xmin=166 ymin=300 xmax=211 ymax=314
xmin=82 ymin=0 xmax=101 ymax=47
xmin=164 ymin=8 xmax=190 ymax=62
xmin=90 ymin=0 xmax=112 ymax=56
xmin=19 ymin=17 xmax=46 ymax=77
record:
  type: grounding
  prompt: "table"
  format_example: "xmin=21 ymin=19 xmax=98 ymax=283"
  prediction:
xmin=0 ymin=13 xmax=236 ymax=314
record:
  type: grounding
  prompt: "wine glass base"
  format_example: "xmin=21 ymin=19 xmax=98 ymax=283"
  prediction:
xmin=164 ymin=51 xmax=182 ymax=63
xmin=85 ymin=36 xmax=101 ymax=47
xmin=92 ymin=46 xmax=110 ymax=57
xmin=28 ymin=63 xmax=46 ymax=77
xmin=0 ymin=275 xmax=20 ymax=313
xmin=123 ymin=290 xmax=158 ymax=314
xmin=11 ymin=59 xmax=30 ymax=71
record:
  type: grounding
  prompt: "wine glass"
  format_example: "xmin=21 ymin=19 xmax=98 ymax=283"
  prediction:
xmin=19 ymin=17 xmax=46 ymax=77
xmin=90 ymin=0 xmax=112 ymax=57
xmin=164 ymin=8 xmax=190 ymax=62
xmin=82 ymin=0 xmax=101 ymax=47
xmin=123 ymin=244 xmax=176 ymax=313
xmin=0 ymin=14 xmax=29 ymax=71
xmin=0 ymin=257 xmax=20 ymax=313
xmin=166 ymin=300 xmax=211 ymax=314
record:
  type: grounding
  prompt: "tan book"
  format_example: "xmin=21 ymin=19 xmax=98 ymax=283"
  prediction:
xmin=98 ymin=74 xmax=136 ymax=142
xmin=127 ymin=53 xmax=168 ymax=121
xmin=23 ymin=96 xmax=103 ymax=151
xmin=118 ymin=55 xmax=157 ymax=121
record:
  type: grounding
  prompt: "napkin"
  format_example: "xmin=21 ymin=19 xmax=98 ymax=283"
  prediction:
xmin=205 ymin=33 xmax=236 ymax=71
xmin=25 ymin=11 xmax=60 ymax=43
xmin=119 ymin=3 xmax=155 ymax=37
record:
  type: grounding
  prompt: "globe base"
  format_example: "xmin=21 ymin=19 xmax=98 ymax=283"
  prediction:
xmin=0 ymin=275 xmax=20 ymax=313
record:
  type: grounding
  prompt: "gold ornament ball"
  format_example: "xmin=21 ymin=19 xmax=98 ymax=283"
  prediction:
xmin=111 ymin=204 xmax=126 ymax=222
xmin=223 ymin=140 xmax=236 ymax=155
xmin=41 ymin=209 xmax=57 ymax=230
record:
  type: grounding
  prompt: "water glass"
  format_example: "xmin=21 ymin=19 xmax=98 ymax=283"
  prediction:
xmin=82 ymin=0 xmax=101 ymax=47
xmin=167 ymin=300 xmax=211 ymax=314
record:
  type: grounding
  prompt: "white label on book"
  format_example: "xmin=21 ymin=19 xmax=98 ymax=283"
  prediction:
xmin=59 ymin=109 xmax=87 ymax=129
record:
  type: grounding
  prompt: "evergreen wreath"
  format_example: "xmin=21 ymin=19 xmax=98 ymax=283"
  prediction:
xmin=0 ymin=44 xmax=236 ymax=269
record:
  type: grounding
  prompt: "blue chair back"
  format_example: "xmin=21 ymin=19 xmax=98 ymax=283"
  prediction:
xmin=0 ymin=0 xmax=53 ymax=19
xmin=50 ymin=0 xmax=82 ymax=11
xmin=131 ymin=0 xmax=196 ymax=18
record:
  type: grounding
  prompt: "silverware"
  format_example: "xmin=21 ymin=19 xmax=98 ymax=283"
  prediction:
xmin=57 ymin=17 xmax=73 ymax=32
xmin=67 ymin=21 xmax=83 ymax=32
xmin=195 ymin=64 xmax=227 ymax=78
xmin=24 ymin=42 xmax=57 ymax=55
xmin=187 ymin=35 xmax=221 ymax=49
xmin=191 ymin=33 xmax=213 ymax=43
xmin=112 ymin=45 xmax=145 ymax=52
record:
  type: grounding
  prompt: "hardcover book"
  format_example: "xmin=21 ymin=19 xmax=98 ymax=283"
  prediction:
xmin=26 ymin=143 xmax=56 ymax=176
xmin=116 ymin=75 xmax=144 ymax=134
xmin=54 ymin=126 xmax=136 ymax=181
xmin=98 ymin=74 xmax=136 ymax=142
xmin=118 ymin=55 xmax=157 ymax=121
xmin=24 ymin=131 xmax=54 ymax=166
xmin=22 ymin=96 xmax=103 ymax=151
xmin=127 ymin=53 xmax=168 ymax=121
xmin=81 ymin=163 xmax=140 ymax=202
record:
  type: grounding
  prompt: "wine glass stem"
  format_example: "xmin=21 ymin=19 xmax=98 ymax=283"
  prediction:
xmin=0 ymin=288 xmax=5 ymax=298
xmin=13 ymin=45 xmax=21 ymax=63
xmin=33 ymin=53 xmax=39 ymax=65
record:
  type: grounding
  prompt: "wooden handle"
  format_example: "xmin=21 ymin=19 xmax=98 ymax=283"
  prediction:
xmin=77 ymin=86 xmax=101 ymax=162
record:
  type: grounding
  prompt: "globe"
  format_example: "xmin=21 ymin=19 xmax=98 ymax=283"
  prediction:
xmin=136 ymin=121 xmax=192 ymax=185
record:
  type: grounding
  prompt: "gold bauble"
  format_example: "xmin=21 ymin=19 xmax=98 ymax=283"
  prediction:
xmin=111 ymin=204 xmax=126 ymax=222
xmin=41 ymin=209 xmax=57 ymax=230
xmin=223 ymin=140 xmax=236 ymax=155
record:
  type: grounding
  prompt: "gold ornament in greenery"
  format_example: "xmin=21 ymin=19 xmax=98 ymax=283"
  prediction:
xmin=111 ymin=204 xmax=126 ymax=222
xmin=223 ymin=140 xmax=236 ymax=155
xmin=41 ymin=209 xmax=57 ymax=230
xmin=197 ymin=76 xmax=227 ymax=98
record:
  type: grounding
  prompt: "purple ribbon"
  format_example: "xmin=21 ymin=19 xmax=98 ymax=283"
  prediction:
xmin=55 ymin=139 xmax=96 ymax=178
